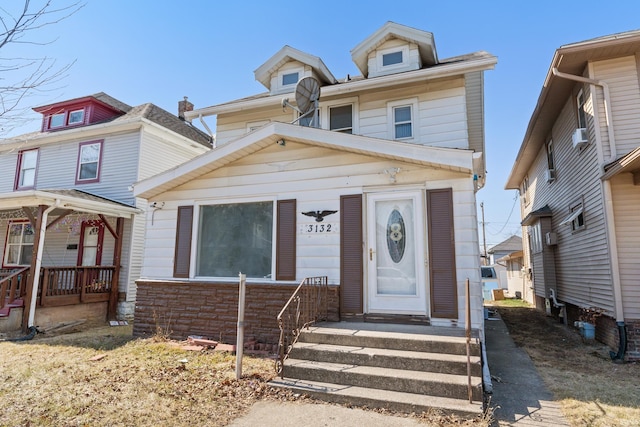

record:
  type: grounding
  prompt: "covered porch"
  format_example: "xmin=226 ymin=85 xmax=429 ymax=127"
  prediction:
xmin=0 ymin=189 xmax=139 ymax=332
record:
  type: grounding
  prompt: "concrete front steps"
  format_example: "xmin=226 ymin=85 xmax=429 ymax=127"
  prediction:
xmin=270 ymin=322 xmax=484 ymax=418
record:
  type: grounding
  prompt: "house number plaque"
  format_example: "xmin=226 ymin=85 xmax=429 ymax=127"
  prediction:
xmin=299 ymin=223 xmax=339 ymax=234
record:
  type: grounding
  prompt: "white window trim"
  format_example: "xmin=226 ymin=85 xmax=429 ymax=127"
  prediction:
xmin=560 ymin=201 xmax=585 ymax=232
xmin=320 ymin=97 xmax=359 ymax=134
xmin=68 ymin=109 xmax=85 ymax=125
xmin=50 ymin=113 xmax=65 ymax=128
xmin=3 ymin=221 xmax=33 ymax=267
xmin=528 ymin=222 xmax=543 ymax=254
xmin=387 ymin=98 xmax=418 ymax=141
xmin=276 ymin=66 xmax=304 ymax=94
xmin=376 ymin=45 xmax=410 ymax=71
xmin=191 ymin=196 xmax=278 ymax=281
xmin=16 ymin=148 xmax=38 ymax=190
xmin=576 ymin=89 xmax=587 ymax=129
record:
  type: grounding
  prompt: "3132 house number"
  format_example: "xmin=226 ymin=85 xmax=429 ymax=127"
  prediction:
xmin=300 ymin=223 xmax=338 ymax=234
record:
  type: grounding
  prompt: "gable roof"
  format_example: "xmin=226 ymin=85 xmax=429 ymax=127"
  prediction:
xmin=488 ymin=235 xmax=522 ymax=254
xmin=506 ymin=29 xmax=640 ymax=189
xmin=254 ymin=45 xmax=337 ymax=90
xmin=351 ymin=21 xmax=438 ymax=77
xmin=133 ymin=121 xmax=474 ymax=200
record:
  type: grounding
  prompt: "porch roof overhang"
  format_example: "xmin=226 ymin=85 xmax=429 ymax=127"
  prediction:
xmin=521 ymin=204 xmax=552 ymax=226
xmin=133 ymin=121 xmax=474 ymax=200
xmin=602 ymin=145 xmax=640 ymax=181
xmin=0 ymin=189 xmax=140 ymax=218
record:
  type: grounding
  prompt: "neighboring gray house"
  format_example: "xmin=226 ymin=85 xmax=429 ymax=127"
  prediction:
xmin=0 ymin=93 xmax=211 ymax=332
xmin=506 ymin=30 xmax=640 ymax=361
xmin=487 ymin=235 xmax=522 ymax=264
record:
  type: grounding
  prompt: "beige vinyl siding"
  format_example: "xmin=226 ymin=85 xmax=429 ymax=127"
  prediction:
xmin=611 ymin=173 xmax=640 ymax=319
xmin=592 ymin=56 xmax=640 ymax=159
xmin=216 ymin=107 xmax=292 ymax=146
xmin=521 ymin=92 xmax=614 ymax=312
xmin=465 ymin=72 xmax=484 ymax=156
xmin=140 ymin=142 xmax=472 ymax=282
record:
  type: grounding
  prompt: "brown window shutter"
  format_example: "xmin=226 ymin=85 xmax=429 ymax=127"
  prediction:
xmin=427 ymin=189 xmax=458 ymax=318
xmin=340 ymin=194 xmax=363 ymax=314
xmin=276 ymin=199 xmax=296 ymax=281
xmin=173 ymin=205 xmax=193 ymax=278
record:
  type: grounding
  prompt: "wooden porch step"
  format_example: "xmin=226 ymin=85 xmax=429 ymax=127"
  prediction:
xmin=269 ymin=378 xmax=483 ymax=419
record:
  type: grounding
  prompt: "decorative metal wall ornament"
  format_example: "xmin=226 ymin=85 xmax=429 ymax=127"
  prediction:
xmin=386 ymin=209 xmax=406 ymax=263
xmin=302 ymin=210 xmax=337 ymax=222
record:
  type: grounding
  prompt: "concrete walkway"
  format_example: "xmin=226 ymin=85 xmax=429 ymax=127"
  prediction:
xmin=484 ymin=312 xmax=570 ymax=426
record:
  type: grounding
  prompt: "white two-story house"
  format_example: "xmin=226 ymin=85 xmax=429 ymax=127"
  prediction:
xmin=506 ymin=30 xmax=640 ymax=361
xmin=132 ymin=22 xmax=496 ymax=346
xmin=0 ymin=93 xmax=211 ymax=332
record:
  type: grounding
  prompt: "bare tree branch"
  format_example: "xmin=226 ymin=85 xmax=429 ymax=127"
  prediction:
xmin=0 ymin=0 xmax=84 ymax=136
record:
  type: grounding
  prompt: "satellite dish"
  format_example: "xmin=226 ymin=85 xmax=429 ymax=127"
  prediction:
xmin=295 ymin=77 xmax=320 ymax=116
xmin=281 ymin=76 xmax=321 ymax=128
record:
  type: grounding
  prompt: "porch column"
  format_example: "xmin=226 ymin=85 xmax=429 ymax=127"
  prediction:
xmin=107 ymin=217 xmax=124 ymax=320
xmin=22 ymin=205 xmax=46 ymax=333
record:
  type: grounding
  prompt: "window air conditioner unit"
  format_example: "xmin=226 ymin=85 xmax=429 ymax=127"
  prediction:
xmin=545 ymin=169 xmax=556 ymax=182
xmin=545 ymin=231 xmax=557 ymax=246
xmin=572 ymin=128 xmax=588 ymax=148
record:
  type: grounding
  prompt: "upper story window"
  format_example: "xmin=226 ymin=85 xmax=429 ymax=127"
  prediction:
xmin=382 ymin=51 xmax=403 ymax=66
xmin=50 ymin=113 xmax=65 ymax=128
xmin=68 ymin=109 xmax=85 ymax=125
xmin=282 ymin=72 xmax=299 ymax=86
xmin=46 ymin=108 xmax=86 ymax=130
xmin=15 ymin=148 xmax=39 ymax=190
xmin=394 ymin=106 xmax=413 ymax=139
xmin=546 ymin=140 xmax=555 ymax=170
xmin=388 ymin=98 xmax=418 ymax=140
xmin=3 ymin=221 xmax=34 ymax=267
xmin=521 ymin=176 xmax=530 ymax=206
xmin=76 ymin=140 xmax=103 ymax=184
xmin=329 ymin=104 xmax=353 ymax=134
xmin=576 ymin=89 xmax=587 ymax=129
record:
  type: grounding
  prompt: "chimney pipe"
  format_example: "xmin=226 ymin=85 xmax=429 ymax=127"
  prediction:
xmin=178 ymin=96 xmax=194 ymax=121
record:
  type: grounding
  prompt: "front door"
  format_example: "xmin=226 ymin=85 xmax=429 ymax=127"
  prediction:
xmin=367 ymin=191 xmax=426 ymax=313
xmin=77 ymin=221 xmax=104 ymax=266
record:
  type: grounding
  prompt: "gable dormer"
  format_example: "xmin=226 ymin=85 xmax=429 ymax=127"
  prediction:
xmin=351 ymin=22 xmax=438 ymax=78
xmin=254 ymin=45 xmax=337 ymax=95
xmin=33 ymin=93 xmax=129 ymax=132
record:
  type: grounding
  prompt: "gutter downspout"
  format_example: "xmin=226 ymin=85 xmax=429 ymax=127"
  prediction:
xmin=27 ymin=200 xmax=60 ymax=328
xmin=552 ymin=67 xmax=626 ymax=361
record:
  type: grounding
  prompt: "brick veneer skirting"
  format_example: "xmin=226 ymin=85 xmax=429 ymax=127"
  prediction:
xmin=133 ymin=280 xmax=340 ymax=347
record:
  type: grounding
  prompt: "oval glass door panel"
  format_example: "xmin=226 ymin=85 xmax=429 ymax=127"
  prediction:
xmin=386 ymin=209 xmax=405 ymax=263
xmin=375 ymin=199 xmax=416 ymax=296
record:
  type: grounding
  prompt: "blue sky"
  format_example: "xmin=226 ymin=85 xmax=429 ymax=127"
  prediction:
xmin=5 ymin=0 xmax=640 ymax=247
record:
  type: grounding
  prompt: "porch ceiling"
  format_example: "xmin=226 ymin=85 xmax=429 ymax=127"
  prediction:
xmin=0 ymin=189 xmax=139 ymax=218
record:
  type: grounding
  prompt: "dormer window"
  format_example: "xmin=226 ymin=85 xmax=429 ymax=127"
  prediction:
xmin=282 ymin=72 xmax=299 ymax=86
xmin=383 ymin=51 xmax=403 ymax=66
xmin=68 ymin=109 xmax=85 ymax=125
xmin=50 ymin=113 xmax=65 ymax=128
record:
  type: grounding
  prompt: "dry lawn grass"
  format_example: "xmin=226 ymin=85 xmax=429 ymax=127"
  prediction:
xmin=0 ymin=325 xmax=491 ymax=427
xmin=493 ymin=302 xmax=640 ymax=427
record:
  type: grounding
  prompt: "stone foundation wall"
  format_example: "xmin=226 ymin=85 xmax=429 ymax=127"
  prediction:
xmin=133 ymin=280 xmax=340 ymax=347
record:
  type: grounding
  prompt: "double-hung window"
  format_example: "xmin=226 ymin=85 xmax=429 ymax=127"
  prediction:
xmin=15 ymin=148 xmax=39 ymax=190
xmin=4 ymin=221 xmax=34 ymax=266
xmin=576 ymin=89 xmax=587 ymax=129
xmin=329 ymin=104 xmax=353 ymax=134
xmin=388 ymin=98 xmax=417 ymax=140
xmin=76 ymin=140 xmax=103 ymax=184
xmin=196 ymin=201 xmax=274 ymax=278
xmin=393 ymin=106 xmax=413 ymax=138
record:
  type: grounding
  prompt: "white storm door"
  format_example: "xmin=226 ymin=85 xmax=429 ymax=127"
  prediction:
xmin=367 ymin=191 xmax=426 ymax=313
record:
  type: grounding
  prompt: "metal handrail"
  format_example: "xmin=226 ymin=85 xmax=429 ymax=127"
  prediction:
xmin=276 ymin=276 xmax=328 ymax=376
